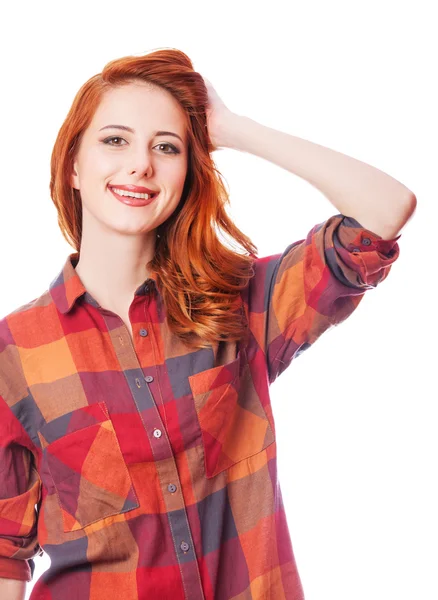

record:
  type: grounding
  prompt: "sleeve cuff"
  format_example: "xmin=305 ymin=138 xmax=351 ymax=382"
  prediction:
xmin=0 ymin=556 xmax=33 ymax=581
xmin=339 ymin=215 xmax=401 ymax=256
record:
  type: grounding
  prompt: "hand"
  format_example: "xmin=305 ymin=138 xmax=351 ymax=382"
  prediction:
xmin=202 ymin=76 xmax=237 ymax=151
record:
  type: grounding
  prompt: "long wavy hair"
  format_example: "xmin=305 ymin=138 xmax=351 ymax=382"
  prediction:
xmin=50 ymin=48 xmax=258 ymax=351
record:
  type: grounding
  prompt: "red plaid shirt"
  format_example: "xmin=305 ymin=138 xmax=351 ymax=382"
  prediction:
xmin=0 ymin=214 xmax=401 ymax=599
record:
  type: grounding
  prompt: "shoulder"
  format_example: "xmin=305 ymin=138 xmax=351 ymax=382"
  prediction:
xmin=0 ymin=288 xmax=52 ymax=391
xmin=0 ymin=286 xmax=53 ymax=331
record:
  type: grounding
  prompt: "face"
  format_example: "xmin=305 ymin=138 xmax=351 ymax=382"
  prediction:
xmin=71 ymin=81 xmax=188 ymax=239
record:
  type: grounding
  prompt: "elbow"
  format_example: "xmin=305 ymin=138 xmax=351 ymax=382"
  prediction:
xmin=401 ymin=193 xmax=417 ymax=230
xmin=408 ymin=193 xmax=417 ymax=214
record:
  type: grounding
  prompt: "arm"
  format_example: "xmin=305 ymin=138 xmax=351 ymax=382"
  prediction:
xmin=0 ymin=388 xmax=41 ymax=585
xmin=0 ymin=577 xmax=26 ymax=600
xmin=221 ymin=113 xmax=416 ymax=240
xmin=256 ymin=213 xmax=401 ymax=383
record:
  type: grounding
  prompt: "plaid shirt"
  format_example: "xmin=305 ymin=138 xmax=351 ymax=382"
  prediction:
xmin=0 ymin=214 xmax=401 ymax=599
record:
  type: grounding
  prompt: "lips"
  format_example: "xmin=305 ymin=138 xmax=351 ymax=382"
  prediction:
xmin=108 ymin=184 xmax=158 ymax=194
xmin=109 ymin=186 xmax=158 ymax=207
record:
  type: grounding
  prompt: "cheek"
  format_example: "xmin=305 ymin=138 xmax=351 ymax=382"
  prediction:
xmin=160 ymin=191 xmax=184 ymax=220
xmin=162 ymin=158 xmax=187 ymax=187
xmin=85 ymin=147 xmax=116 ymax=181
xmin=174 ymin=164 xmax=188 ymax=191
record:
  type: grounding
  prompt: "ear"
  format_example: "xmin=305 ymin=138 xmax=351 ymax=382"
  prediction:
xmin=71 ymin=161 xmax=80 ymax=191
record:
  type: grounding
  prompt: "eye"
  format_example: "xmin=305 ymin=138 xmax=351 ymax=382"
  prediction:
xmin=102 ymin=137 xmax=180 ymax=154
xmin=102 ymin=136 xmax=127 ymax=147
xmin=155 ymin=142 xmax=180 ymax=155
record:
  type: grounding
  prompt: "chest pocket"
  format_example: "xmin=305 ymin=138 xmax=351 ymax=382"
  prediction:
xmin=188 ymin=347 xmax=275 ymax=479
xmin=37 ymin=401 xmax=139 ymax=533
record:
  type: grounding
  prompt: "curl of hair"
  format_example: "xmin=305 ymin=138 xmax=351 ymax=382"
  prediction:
xmin=50 ymin=48 xmax=259 ymax=351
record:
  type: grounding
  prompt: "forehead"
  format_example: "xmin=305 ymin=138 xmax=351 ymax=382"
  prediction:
xmin=90 ymin=82 xmax=187 ymax=134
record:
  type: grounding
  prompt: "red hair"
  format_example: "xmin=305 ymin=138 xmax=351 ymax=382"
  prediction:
xmin=50 ymin=48 xmax=258 ymax=350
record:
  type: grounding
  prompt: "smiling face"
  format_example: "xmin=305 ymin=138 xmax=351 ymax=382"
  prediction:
xmin=70 ymin=81 xmax=189 ymax=239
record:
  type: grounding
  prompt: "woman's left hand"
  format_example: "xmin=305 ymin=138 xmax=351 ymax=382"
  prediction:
xmin=202 ymin=76 xmax=237 ymax=151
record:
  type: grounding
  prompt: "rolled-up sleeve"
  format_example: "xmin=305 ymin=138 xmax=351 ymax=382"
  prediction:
xmin=262 ymin=213 xmax=401 ymax=383
xmin=0 ymin=393 xmax=42 ymax=582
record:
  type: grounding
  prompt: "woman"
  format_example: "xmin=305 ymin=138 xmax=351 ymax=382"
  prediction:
xmin=0 ymin=48 xmax=415 ymax=600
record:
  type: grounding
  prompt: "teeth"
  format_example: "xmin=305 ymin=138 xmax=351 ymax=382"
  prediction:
xmin=112 ymin=187 xmax=155 ymax=199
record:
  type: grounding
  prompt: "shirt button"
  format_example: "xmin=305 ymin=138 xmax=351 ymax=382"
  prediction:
xmin=139 ymin=328 xmax=148 ymax=337
xmin=353 ymin=247 xmax=361 ymax=252
xmin=362 ymin=237 xmax=372 ymax=246
xmin=153 ymin=429 xmax=162 ymax=438
xmin=145 ymin=375 xmax=154 ymax=383
xmin=180 ymin=541 xmax=189 ymax=552
xmin=168 ymin=483 xmax=177 ymax=493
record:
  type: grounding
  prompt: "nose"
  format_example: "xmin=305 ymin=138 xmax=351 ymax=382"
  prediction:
xmin=128 ymin=147 xmax=154 ymax=177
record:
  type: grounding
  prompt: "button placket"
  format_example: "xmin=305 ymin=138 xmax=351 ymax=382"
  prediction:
xmin=144 ymin=373 xmax=162 ymax=440
xmin=180 ymin=541 xmax=190 ymax=553
xmin=138 ymin=320 xmax=169 ymax=433
xmin=137 ymin=323 xmax=166 ymax=436
xmin=134 ymin=315 xmax=182 ymax=515
xmin=131 ymin=310 xmax=198 ymax=589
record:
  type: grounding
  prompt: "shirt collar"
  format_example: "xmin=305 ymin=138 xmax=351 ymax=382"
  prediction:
xmin=49 ymin=252 xmax=158 ymax=314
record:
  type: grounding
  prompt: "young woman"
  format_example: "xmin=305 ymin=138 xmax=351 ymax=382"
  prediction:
xmin=0 ymin=48 xmax=415 ymax=600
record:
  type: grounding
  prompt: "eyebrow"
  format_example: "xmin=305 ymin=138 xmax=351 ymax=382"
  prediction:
xmin=98 ymin=124 xmax=183 ymax=143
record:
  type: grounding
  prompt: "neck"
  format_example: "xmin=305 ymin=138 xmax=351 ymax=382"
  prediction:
xmin=74 ymin=227 xmax=157 ymax=312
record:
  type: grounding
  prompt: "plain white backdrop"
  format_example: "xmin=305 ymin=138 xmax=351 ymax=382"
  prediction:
xmin=0 ymin=1 xmax=435 ymax=599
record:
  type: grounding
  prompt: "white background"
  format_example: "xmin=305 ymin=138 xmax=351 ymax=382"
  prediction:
xmin=0 ymin=1 xmax=435 ymax=599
